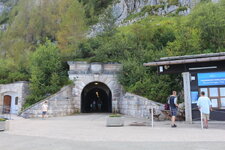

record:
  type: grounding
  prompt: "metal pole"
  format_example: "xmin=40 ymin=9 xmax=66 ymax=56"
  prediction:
xmin=151 ymin=106 xmax=154 ymax=128
xmin=200 ymin=109 xmax=203 ymax=129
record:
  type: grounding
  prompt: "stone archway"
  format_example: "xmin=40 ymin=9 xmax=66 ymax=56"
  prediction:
xmin=81 ymin=82 xmax=112 ymax=113
xmin=68 ymin=61 xmax=123 ymax=113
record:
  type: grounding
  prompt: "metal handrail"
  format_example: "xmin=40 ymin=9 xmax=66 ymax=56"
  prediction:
xmin=0 ymin=106 xmax=18 ymax=120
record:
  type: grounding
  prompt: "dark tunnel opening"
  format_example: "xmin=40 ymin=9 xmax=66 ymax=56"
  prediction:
xmin=81 ymin=82 xmax=112 ymax=113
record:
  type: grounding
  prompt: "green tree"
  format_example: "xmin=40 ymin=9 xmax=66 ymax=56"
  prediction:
xmin=187 ymin=1 xmax=225 ymax=50
xmin=27 ymin=40 xmax=67 ymax=105
xmin=56 ymin=0 xmax=87 ymax=57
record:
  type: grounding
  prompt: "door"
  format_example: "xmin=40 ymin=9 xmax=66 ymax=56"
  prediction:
xmin=3 ymin=95 xmax=11 ymax=113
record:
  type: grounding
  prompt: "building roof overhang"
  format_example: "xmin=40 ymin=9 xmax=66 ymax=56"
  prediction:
xmin=144 ymin=52 xmax=225 ymax=74
xmin=144 ymin=52 xmax=225 ymax=67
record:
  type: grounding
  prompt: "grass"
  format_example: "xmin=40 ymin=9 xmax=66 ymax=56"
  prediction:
xmin=109 ymin=114 xmax=122 ymax=117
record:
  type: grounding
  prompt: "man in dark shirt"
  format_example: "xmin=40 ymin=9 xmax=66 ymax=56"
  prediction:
xmin=168 ymin=91 xmax=179 ymax=128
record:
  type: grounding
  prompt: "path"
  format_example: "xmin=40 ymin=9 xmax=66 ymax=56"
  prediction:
xmin=0 ymin=114 xmax=225 ymax=150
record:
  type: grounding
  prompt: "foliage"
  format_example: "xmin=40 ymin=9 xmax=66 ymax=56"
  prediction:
xmin=125 ymin=5 xmax=165 ymax=21
xmin=0 ymin=118 xmax=6 ymax=121
xmin=175 ymin=6 xmax=188 ymax=14
xmin=76 ymin=1 xmax=225 ymax=102
xmin=0 ymin=0 xmax=86 ymax=94
xmin=1 ymin=0 xmax=225 ymax=105
xmin=109 ymin=114 xmax=121 ymax=117
xmin=79 ymin=0 xmax=115 ymax=25
xmin=76 ymin=16 xmax=181 ymax=102
xmin=0 ymin=58 xmax=29 ymax=84
xmin=168 ymin=0 xmax=179 ymax=6
xmin=187 ymin=1 xmax=225 ymax=50
xmin=141 ymin=5 xmax=165 ymax=15
xmin=56 ymin=0 xmax=87 ymax=57
xmin=0 ymin=0 xmax=86 ymax=60
xmin=26 ymin=40 xmax=68 ymax=105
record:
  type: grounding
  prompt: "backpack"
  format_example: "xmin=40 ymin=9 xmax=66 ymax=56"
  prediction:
xmin=164 ymin=103 xmax=170 ymax=110
xmin=169 ymin=96 xmax=176 ymax=108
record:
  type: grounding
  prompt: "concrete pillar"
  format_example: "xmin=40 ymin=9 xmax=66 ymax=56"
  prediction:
xmin=182 ymin=72 xmax=192 ymax=123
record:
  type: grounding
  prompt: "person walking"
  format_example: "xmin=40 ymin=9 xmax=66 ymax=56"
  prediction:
xmin=168 ymin=91 xmax=179 ymax=128
xmin=197 ymin=91 xmax=212 ymax=129
xmin=42 ymin=101 xmax=48 ymax=119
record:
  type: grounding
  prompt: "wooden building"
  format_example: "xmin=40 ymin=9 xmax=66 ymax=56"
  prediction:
xmin=144 ymin=52 xmax=225 ymax=122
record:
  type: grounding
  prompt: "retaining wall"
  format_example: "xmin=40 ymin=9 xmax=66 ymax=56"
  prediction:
xmin=20 ymin=85 xmax=75 ymax=118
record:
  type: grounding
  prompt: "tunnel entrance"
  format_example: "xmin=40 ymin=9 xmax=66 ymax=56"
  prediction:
xmin=81 ymin=82 xmax=112 ymax=113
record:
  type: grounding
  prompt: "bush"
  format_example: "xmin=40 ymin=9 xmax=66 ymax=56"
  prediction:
xmin=27 ymin=40 xmax=69 ymax=105
xmin=0 ymin=118 xmax=6 ymax=121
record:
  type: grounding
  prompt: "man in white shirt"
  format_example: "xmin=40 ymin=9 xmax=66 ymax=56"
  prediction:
xmin=42 ymin=101 xmax=48 ymax=119
xmin=197 ymin=91 xmax=212 ymax=129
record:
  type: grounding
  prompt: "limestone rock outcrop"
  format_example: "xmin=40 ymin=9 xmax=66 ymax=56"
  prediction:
xmin=88 ymin=0 xmax=197 ymax=37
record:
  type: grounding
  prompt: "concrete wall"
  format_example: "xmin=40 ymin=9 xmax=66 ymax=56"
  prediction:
xmin=0 ymin=81 xmax=29 ymax=114
xmin=20 ymin=85 xmax=75 ymax=118
xmin=119 ymin=93 xmax=164 ymax=119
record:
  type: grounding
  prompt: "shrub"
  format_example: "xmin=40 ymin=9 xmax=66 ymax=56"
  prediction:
xmin=0 ymin=118 xmax=6 ymax=121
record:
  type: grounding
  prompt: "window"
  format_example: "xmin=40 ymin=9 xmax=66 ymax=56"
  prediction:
xmin=15 ymin=97 xmax=18 ymax=105
xmin=199 ymin=87 xmax=225 ymax=109
xmin=209 ymin=88 xmax=218 ymax=97
xmin=200 ymin=88 xmax=208 ymax=97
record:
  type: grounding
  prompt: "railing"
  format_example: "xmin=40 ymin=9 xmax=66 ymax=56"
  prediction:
xmin=0 ymin=106 xmax=17 ymax=120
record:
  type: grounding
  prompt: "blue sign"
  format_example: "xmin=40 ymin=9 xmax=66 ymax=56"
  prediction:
xmin=198 ymin=72 xmax=225 ymax=86
xmin=191 ymin=91 xmax=199 ymax=103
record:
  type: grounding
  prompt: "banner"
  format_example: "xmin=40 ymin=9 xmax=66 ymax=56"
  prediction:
xmin=198 ymin=72 xmax=225 ymax=86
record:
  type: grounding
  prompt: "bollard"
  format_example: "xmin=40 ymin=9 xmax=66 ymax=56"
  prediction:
xmin=151 ymin=107 xmax=154 ymax=128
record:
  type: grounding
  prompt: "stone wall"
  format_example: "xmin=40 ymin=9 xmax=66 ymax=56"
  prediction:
xmin=0 ymin=81 xmax=29 ymax=115
xmin=119 ymin=92 xmax=164 ymax=119
xmin=20 ymin=85 xmax=75 ymax=118
xmin=68 ymin=61 xmax=123 ymax=113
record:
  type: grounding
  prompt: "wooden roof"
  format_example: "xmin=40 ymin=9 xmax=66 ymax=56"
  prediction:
xmin=144 ymin=52 xmax=225 ymax=66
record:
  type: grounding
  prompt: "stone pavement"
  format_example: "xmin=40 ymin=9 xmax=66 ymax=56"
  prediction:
xmin=1 ymin=114 xmax=225 ymax=150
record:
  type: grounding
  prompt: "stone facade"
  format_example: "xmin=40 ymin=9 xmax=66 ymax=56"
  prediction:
xmin=0 ymin=81 xmax=29 ymax=115
xmin=19 ymin=62 xmax=166 ymax=119
xmin=21 ymin=85 xmax=75 ymax=118
xmin=119 ymin=92 xmax=164 ymax=119
xmin=68 ymin=62 xmax=123 ymax=113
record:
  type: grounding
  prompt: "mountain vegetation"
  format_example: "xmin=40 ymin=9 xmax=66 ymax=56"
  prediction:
xmin=0 ymin=0 xmax=225 ymax=106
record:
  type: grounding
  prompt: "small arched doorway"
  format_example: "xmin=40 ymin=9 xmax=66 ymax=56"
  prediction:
xmin=81 ymin=82 xmax=112 ymax=113
xmin=3 ymin=95 xmax=11 ymax=114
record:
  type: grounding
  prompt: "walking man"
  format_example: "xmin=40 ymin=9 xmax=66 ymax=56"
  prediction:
xmin=42 ymin=101 xmax=48 ymax=119
xmin=168 ymin=91 xmax=178 ymax=128
xmin=197 ymin=91 xmax=212 ymax=129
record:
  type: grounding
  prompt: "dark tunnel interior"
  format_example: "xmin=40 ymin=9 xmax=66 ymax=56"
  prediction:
xmin=81 ymin=82 xmax=112 ymax=113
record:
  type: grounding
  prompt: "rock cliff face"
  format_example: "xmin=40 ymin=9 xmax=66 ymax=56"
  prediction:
xmin=0 ymin=0 xmax=18 ymax=31
xmin=112 ymin=0 xmax=192 ymax=24
xmin=88 ymin=0 xmax=200 ymax=37
xmin=0 ymin=2 xmax=6 ymax=15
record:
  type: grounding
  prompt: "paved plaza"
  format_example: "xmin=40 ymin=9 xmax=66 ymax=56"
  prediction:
xmin=0 ymin=114 xmax=225 ymax=150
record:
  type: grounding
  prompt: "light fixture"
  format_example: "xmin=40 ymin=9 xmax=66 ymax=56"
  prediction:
xmin=189 ymin=66 xmax=217 ymax=70
xmin=164 ymin=65 xmax=170 ymax=70
xmin=94 ymin=82 xmax=98 ymax=85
